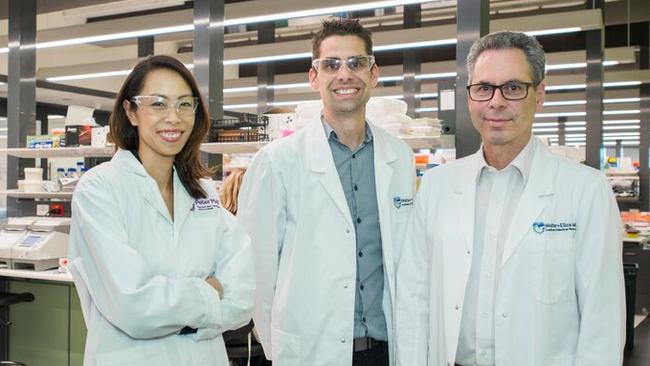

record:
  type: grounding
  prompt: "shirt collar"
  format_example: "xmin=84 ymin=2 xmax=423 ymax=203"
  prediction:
xmin=321 ymin=115 xmax=373 ymax=145
xmin=475 ymin=135 xmax=535 ymax=184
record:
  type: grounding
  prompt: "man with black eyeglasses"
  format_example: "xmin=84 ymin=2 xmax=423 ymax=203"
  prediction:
xmin=395 ymin=31 xmax=625 ymax=366
xmin=238 ymin=18 xmax=415 ymax=366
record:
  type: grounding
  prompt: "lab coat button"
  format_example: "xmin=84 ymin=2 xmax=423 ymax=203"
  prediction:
xmin=466 ymin=250 xmax=471 ymax=255
xmin=343 ymin=284 xmax=349 ymax=289
xmin=340 ymin=338 xmax=346 ymax=343
xmin=346 ymin=229 xmax=351 ymax=234
xmin=502 ymin=312 xmax=508 ymax=318
xmin=455 ymin=305 xmax=460 ymax=310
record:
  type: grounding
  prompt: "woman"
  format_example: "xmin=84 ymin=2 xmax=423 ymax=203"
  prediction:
xmin=68 ymin=55 xmax=254 ymax=366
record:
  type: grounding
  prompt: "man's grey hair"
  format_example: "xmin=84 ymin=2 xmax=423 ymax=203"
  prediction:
xmin=466 ymin=30 xmax=546 ymax=85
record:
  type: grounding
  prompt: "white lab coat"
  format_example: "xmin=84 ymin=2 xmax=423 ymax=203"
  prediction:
xmin=395 ymin=137 xmax=625 ymax=366
xmin=238 ymin=116 xmax=416 ymax=366
xmin=68 ymin=149 xmax=255 ymax=366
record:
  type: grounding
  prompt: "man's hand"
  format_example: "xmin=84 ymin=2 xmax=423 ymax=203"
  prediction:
xmin=206 ymin=276 xmax=224 ymax=299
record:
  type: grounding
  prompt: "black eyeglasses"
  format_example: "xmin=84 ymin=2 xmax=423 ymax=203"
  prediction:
xmin=311 ymin=56 xmax=375 ymax=74
xmin=466 ymin=81 xmax=537 ymax=101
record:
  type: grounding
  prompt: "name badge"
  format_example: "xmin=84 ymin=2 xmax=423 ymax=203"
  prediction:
xmin=192 ymin=198 xmax=221 ymax=211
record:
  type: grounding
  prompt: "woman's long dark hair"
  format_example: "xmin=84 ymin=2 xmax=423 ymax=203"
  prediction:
xmin=110 ymin=55 xmax=212 ymax=199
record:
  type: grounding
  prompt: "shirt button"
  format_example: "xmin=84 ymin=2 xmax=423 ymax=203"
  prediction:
xmin=502 ymin=312 xmax=508 ymax=318
xmin=362 ymin=317 xmax=366 ymax=322
xmin=357 ymin=218 xmax=361 ymax=224
xmin=354 ymin=184 xmax=358 ymax=191
xmin=360 ymin=284 xmax=365 ymax=291
xmin=352 ymin=154 xmax=356 ymax=158
xmin=358 ymin=251 xmax=363 ymax=257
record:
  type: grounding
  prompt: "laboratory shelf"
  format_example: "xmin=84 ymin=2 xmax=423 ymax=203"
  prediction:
xmin=200 ymin=141 xmax=268 ymax=154
xmin=0 ymin=190 xmax=73 ymax=200
xmin=199 ymin=135 xmax=455 ymax=154
xmin=0 ymin=146 xmax=114 ymax=158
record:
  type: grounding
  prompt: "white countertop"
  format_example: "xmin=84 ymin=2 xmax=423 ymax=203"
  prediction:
xmin=0 ymin=268 xmax=73 ymax=283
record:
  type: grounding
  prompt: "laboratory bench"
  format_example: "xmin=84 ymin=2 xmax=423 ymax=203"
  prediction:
xmin=0 ymin=269 xmax=85 ymax=366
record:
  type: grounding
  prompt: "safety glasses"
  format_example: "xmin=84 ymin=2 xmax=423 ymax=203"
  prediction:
xmin=311 ymin=55 xmax=375 ymax=74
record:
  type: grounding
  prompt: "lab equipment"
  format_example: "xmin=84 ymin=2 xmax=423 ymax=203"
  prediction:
xmin=9 ymin=217 xmax=71 ymax=271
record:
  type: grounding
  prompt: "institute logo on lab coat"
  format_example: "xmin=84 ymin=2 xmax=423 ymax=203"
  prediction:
xmin=393 ymin=196 xmax=413 ymax=209
xmin=191 ymin=198 xmax=221 ymax=211
xmin=533 ymin=221 xmax=546 ymax=234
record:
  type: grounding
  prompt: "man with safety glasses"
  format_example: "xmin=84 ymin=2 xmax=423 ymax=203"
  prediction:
xmin=395 ymin=31 xmax=625 ymax=366
xmin=239 ymin=18 xmax=415 ymax=366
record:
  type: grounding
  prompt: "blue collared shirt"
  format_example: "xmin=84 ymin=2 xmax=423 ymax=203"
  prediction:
xmin=322 ymin=118 xmax=388 ymax=341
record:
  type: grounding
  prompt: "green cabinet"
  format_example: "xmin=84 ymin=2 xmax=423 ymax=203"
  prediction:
xmin=6 ymin=280 xmax=86 ymax=366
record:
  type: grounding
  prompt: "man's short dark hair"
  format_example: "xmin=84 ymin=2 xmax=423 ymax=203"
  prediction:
xmin=312 ymin=18 xmax=373 ymax=59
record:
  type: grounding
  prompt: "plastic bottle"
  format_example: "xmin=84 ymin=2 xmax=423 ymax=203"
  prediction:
xmin=55 ymin=168 xmax=65 ymax=190
xmin=76 ymin=161 xmax=85 ymax=176
xmin=67 ymin=168 xmax=78 ymax=179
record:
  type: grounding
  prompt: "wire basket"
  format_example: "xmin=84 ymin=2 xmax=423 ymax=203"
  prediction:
xmin=209 ymin=129 xmax=269 ymax=143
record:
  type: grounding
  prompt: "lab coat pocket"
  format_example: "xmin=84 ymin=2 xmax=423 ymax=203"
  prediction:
xmin=95 ymin=344 xmax=169 ymax=366
xmin=271 ymin=326 xmax=302 ymax=365
xmin=532 ymin=238 xmax=575 ymax=304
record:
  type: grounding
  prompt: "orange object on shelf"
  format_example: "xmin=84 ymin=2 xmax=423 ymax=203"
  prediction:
xmin=621 ymin=210 xmax=650 ymax=224
xmin=415 ymin=154 xmax=429 ymax=164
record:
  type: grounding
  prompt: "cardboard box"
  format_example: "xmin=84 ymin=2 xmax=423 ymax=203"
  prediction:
xmin=65 ymin=125 xmax=92 ymax=147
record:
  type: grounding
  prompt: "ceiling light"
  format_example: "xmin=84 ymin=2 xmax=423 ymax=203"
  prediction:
xmin=223 ymin=103 xmax=257 ymax=109
xmin=416 ymin=72 xmax=457 ymax=80
xmin=533 ymin=127 xmax=559 ymax=132
xmin=415 ymin=107 xmax=438 ymax=112
xmin=525 ymin=27 xmax=582 ymax=36
xmin=565 ymin=126 xmax=587 ymax=131
xmin=604 ymin=119 xmax=640 ymax=125
xmin=565 ymin=121 xmax=586 ymax=126
xmin=603 ymin=125 xmax=640 ymax=130
xmin=604 ymin=141 xmax=639 ymax=146
xmin=534 ymin=133 xmax=559 ymax=138
xmin=603 ymin=110 xmax=640 ymax=115
xmin=533 ymin=122 xmax=559 ymax=127
xmin=223 ymin=0 xmax=433 ymax=27
xmin=536 ymin=111 xmax=586 ymax=118
xmin=544 ymin=100 xmax=586 ymax=106
xmin=546 ymin=60 xmax=618 ymax=71
xmin=605 ymin=81 xmax=642 ymax=87
xmin=223 ymin=86 xmax=259 ymax=93
xmin=545 ymin=84 xmax=587 ymax=91
xmin=604 ymin=97 xmax=641 ymax=104
xmin=604 ymin=132 xmax=639 ymax=136
xmin=0 ymin=0 xmax=433 ymax=54
xmin=46 ymin=69 xmax=132 ymax=82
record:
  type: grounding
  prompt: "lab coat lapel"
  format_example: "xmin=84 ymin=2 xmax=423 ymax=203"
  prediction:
xmin=455 ymin=151 xmax=483 ymax=255
xmin=369 ymin=123 xmax=396 ymax=272
xmin=112 ymin=149 xmax=174 ymax=224
xmin=305 ymin=116 xmax=354 ymax=227
xmin=501 ymin=139 xmax=556 ymax=266
xmin=172 ymin=168 xmax=195 ymax=234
